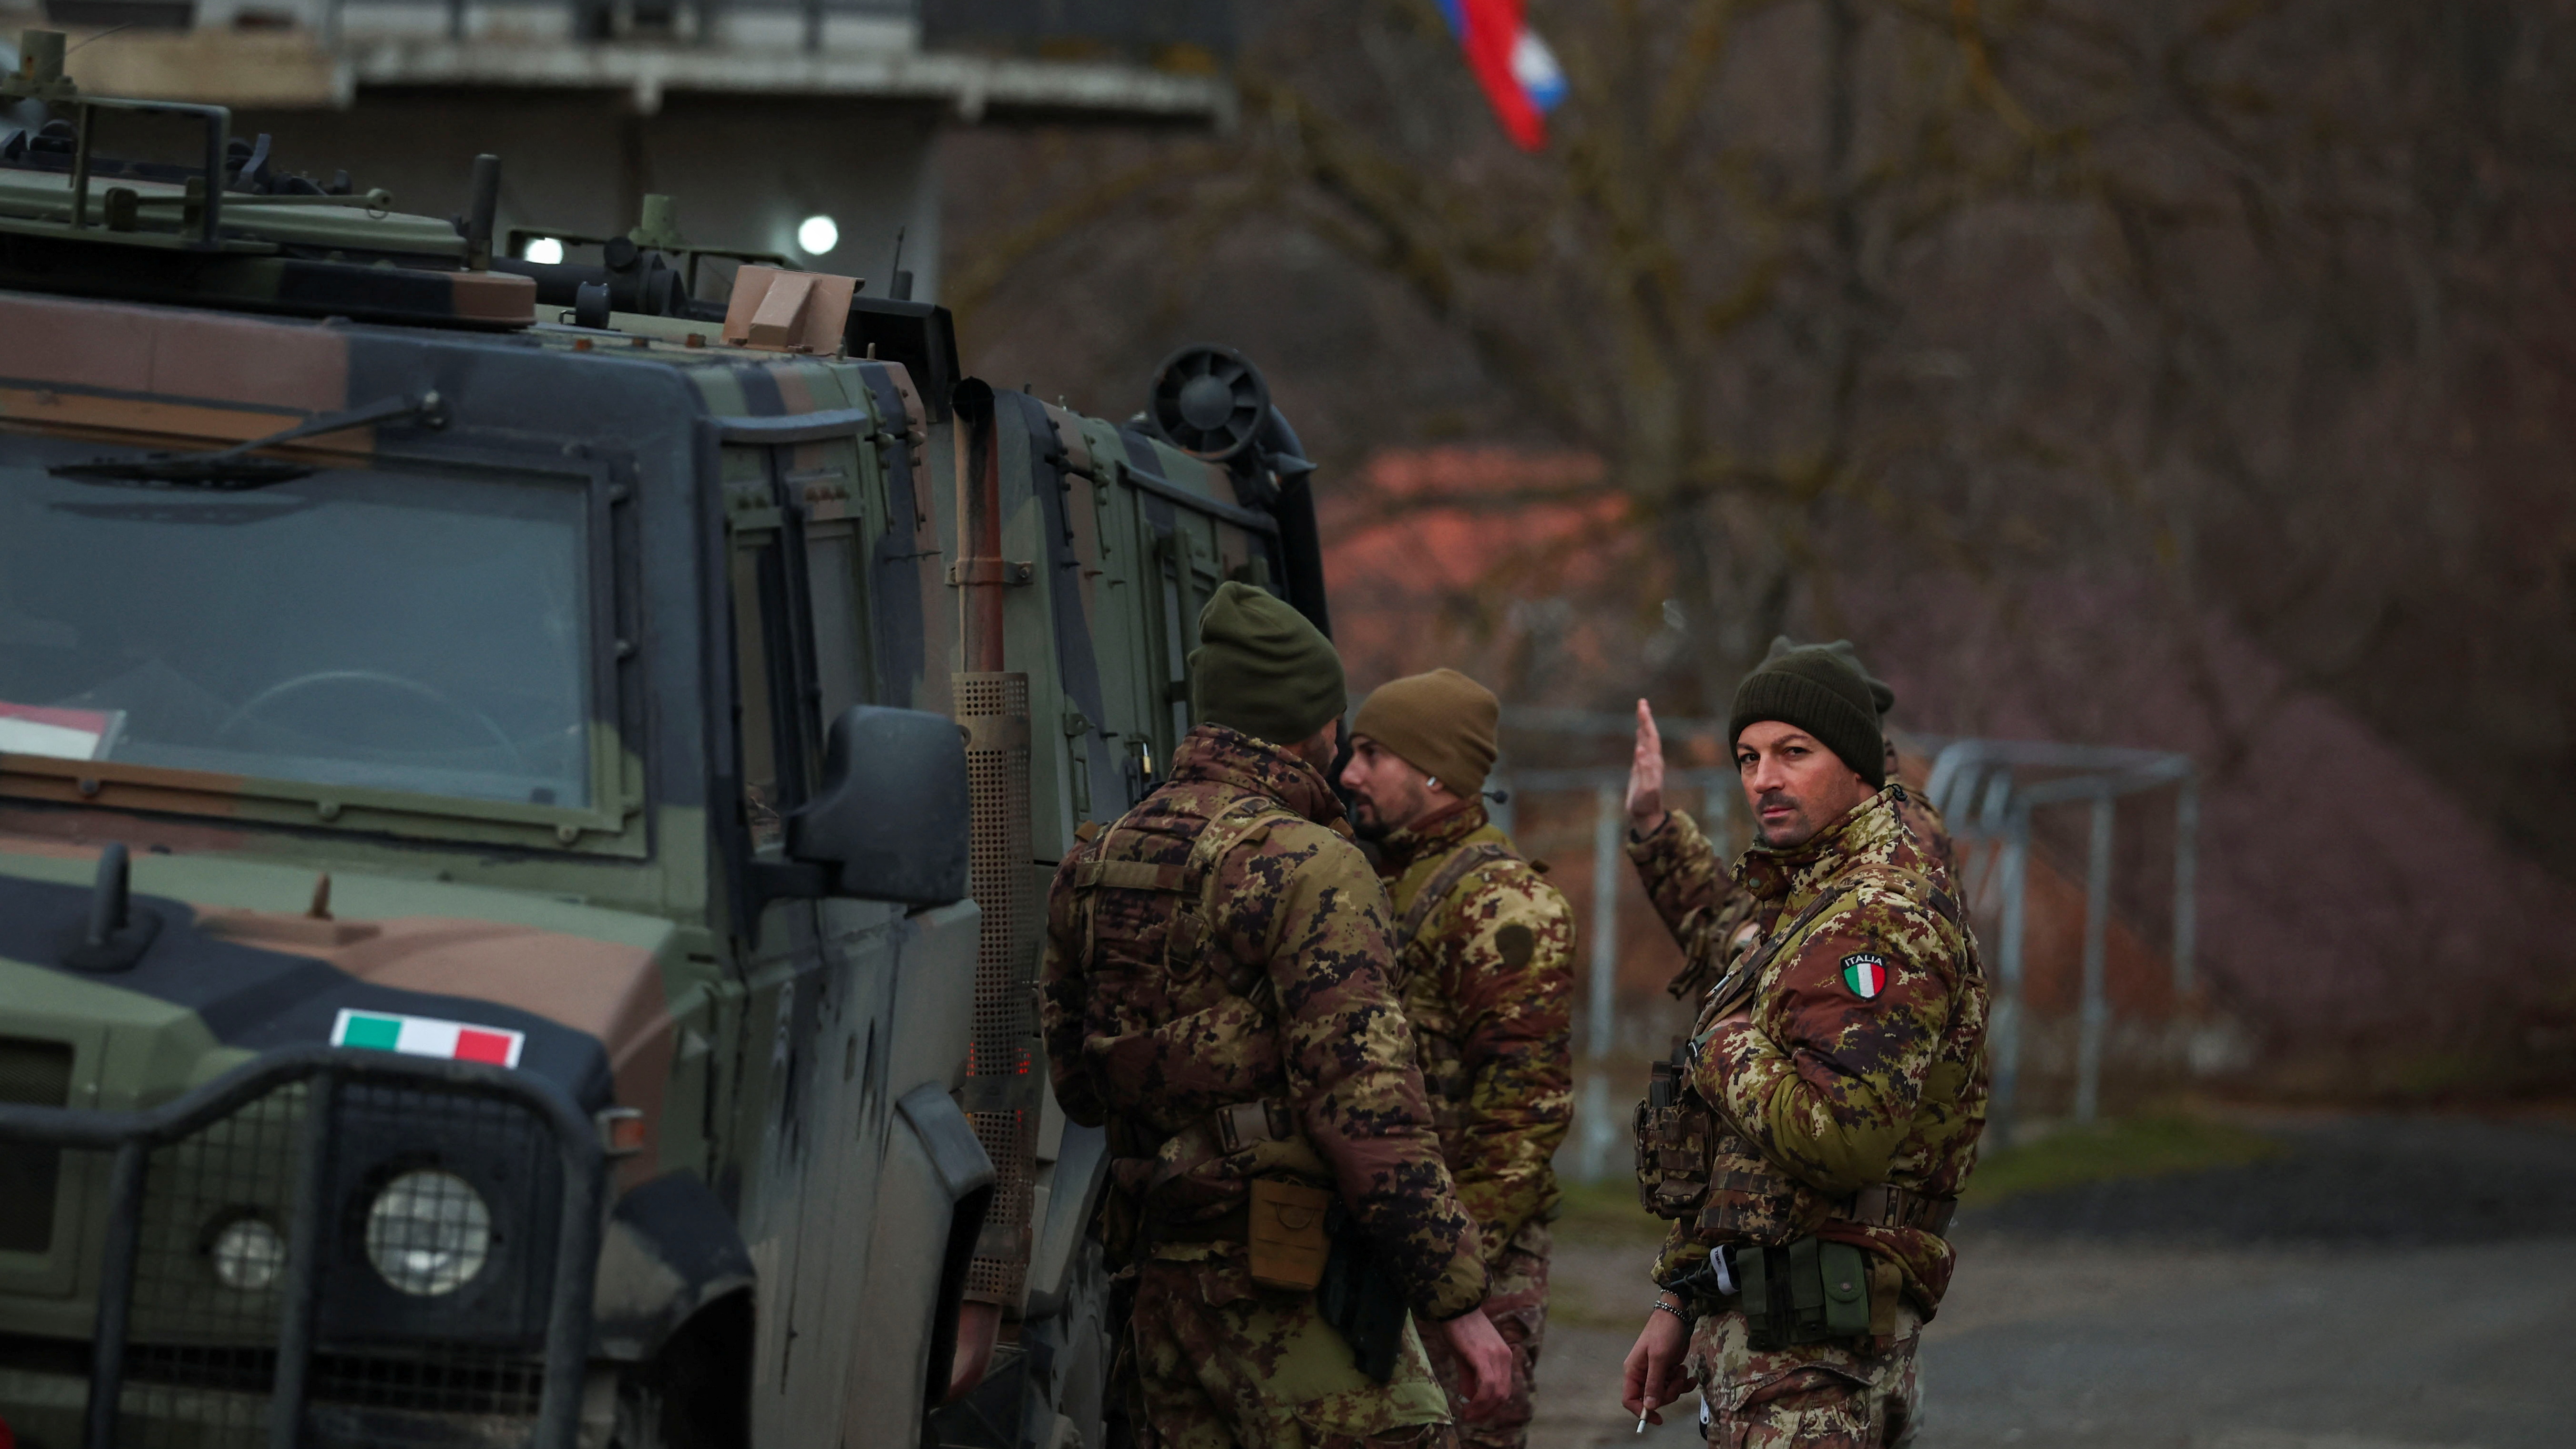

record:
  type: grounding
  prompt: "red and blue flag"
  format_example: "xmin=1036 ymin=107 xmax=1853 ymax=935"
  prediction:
xmin=1432 ymin=0 xmax=1568 ymax=151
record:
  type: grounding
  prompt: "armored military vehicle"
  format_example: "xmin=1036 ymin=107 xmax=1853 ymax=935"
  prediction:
xmin=0 ymin=30 xmax=1329 ymax=1449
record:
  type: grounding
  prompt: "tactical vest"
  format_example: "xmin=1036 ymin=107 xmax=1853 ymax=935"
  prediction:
xmin=1065 ymin=791 xmax=1333 ymax=1241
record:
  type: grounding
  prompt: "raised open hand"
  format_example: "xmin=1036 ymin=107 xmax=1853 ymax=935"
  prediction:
xmin=1626 ymin=698 xmax=1668 ymax=837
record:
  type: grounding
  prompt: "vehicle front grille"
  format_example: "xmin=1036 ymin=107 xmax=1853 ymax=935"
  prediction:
xmin=0 ymin=1035 xmax=73 ymax=1253
xmin=109 ymin=1078 xmax=560 ymax=1446
xmin=120 ymin=1079 xmax=305 ymax=1447
xmin=0 ymin=1046 xmax=603 ymax=1449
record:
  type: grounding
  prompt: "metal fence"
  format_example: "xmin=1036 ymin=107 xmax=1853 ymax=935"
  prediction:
xmin=1922 ymin=738 xmax=2196 ymax=1139
xmin=0 ymin=1045 xmax=604 ymax=1449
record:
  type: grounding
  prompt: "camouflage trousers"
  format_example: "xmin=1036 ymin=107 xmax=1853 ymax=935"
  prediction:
xmin=1124 ymin=1246 xmax=1456 ymax=1449
xmin=1416 ymin=1218 xmax=1549 ymax=1449
xmin=1683 ymin=1305 xmax=1922 ymax=1449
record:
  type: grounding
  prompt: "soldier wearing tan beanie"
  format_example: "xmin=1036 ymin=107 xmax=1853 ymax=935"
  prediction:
xmin=1347 ymin=668 xmax=1501 ymax=811
xmin=1343 ymin=669 xmax=1573 ymax=1449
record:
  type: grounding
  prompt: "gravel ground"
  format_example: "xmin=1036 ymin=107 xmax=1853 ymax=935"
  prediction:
xmin=1532 ymin=1113 xmax=2576 ymax=1449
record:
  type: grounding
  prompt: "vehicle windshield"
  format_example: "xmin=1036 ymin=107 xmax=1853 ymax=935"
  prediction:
xmin=0 ymin=430 xmax=593 ymax=809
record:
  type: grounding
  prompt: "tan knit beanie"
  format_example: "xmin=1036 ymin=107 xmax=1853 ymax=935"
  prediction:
xmin=1350 ymin=668 xmax=1500 ymax=796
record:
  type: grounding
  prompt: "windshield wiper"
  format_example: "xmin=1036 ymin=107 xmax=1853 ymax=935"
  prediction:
xmin=48 ymin=391 xmax=450 ymax=489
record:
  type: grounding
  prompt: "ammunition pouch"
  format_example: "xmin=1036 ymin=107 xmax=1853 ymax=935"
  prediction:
xmin=1129 ymin=1097 xmax=1336 ymax=1276
xmin=1730 ymin=1236 xmax=1874 ymax=1350
xmin=1246 ymin=1178 xmax=1333 ymax=1291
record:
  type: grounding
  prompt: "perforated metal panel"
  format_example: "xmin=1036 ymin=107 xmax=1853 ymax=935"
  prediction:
xmin=954 ymin=670 xmax=1037 ymax=1308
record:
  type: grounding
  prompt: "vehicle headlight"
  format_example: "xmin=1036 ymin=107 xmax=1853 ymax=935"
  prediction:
xmin=210 ymin=1217 xmax=285 ymax=1291
xmin=364 ymin=1170 xmax=492 ymax=1295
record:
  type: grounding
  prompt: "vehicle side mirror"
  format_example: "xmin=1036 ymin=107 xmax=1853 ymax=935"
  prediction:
xmin=786 ymin=706 xmax=970 ymax=906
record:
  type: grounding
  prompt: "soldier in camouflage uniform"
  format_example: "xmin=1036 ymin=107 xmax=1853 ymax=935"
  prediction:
xmin=1640 ymin=644 xmax=1953 ymax=1006
xmin=1619 ymin=643 xmax=1989 ymax=1448
xmin=1043 ymin=583 xmax=1514 ymax=1449
xmin=1339 ymin=669 xmax=1574 ymax=1449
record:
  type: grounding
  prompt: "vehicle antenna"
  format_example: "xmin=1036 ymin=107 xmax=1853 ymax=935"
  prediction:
xmin=65 ymin=22 xmax=133 ymax=54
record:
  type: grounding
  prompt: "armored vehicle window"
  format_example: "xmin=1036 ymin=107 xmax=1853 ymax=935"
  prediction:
xmin=0 ymin=431 xmax=593 ymax=810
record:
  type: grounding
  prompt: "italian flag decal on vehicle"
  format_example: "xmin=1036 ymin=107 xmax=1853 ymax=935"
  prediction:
xmin=1840 ymin=953 xmax=1889 ymax=1000
xmin=333 ymin=1008 xmax=525 ymax=1067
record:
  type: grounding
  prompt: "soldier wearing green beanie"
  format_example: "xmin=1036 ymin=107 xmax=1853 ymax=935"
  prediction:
xmin=1619 ymin=638 xmax=1989 ymax=1448
xmin=1042 ymin=581 xmax=1516 ymax=1449
xmin=1630 ymin=639 xmax=1953 ymax=998
xmin=1190 ymin=580 xmax=1349 ymax=752
xmin=1724 ymin=637 xmax=1887 ymax=791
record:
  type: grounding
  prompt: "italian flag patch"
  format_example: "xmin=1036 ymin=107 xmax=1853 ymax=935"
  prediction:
xmin=1839 ymin=954 xmax=1889 ymax=1000
xmin=333 ymin=1008 xmax=525 ymax=1068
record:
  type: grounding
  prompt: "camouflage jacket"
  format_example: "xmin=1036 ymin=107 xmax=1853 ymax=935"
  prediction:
xmin=1637 ymin=786 xmax=1952 ymax=1003
xmin=1373 ymin=801 xmax=1574 ymax=1265
xmin=1636 ymin=788 xmax=1988 ymax=1313
xmin=1040 ymin=724 xmax=1489 ymax=1321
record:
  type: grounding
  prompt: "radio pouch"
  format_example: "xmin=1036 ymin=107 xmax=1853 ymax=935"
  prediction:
xmin=1247 ymin=1178 xmax=1334 ymax=1292
xmin=1633 ymin=1039 xmax=1716 ymax=1219
xmin=1819 ymin=1241 xmax=1872 ymax=1338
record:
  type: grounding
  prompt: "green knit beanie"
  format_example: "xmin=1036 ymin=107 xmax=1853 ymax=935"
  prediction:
xmin=1728 ymin=636 xmax=1886 ymax=788
xmin=1189 ymin=581 xmax=1347 ymax=747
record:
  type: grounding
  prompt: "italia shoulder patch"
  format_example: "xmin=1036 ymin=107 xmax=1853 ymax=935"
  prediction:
xmin=1839 ymin=953 xmax=1889 ymax=1000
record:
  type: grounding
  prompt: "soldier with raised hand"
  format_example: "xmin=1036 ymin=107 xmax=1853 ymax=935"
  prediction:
xmin=1619 ymin=641 xmax=1989 ymax=1447
xmin=1042 ymin=582 xmax=1514 ymax=1449
xmin=1632 ymin=643 xmax=1952 ymax=1005
xmin=1339 ymin=669 xmax=1575 ymax=1449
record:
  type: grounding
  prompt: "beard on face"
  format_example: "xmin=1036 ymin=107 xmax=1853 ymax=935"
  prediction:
xmin=1347 ymin=776 xmax=1423 ymax=842
xmin=1347 ymin=786 xmax=1402 ymax=841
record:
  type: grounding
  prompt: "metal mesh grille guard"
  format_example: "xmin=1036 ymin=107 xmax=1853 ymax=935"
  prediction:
xmin=0 ymin=1045 xmax=605 ymax=1449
